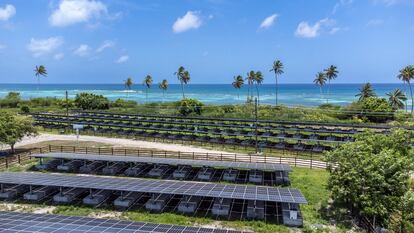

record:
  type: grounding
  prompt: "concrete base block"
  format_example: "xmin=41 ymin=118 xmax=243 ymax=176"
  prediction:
xmin=83 ymin=190 xmax=112 ymax=206
xmin=178 ymin=196 xmax=201 ymax=214
xmin=212 ymin=198 xmax=231 ymax=217
xmin=114 ymin=192 xmax=142 ymax=208
xmin=247 ymin=200 xmax=265 ymax=220
xmin=145 ymin=194 xmax=170 ymax=212
xmin=24 ymin=187 xmax=57 ymax=201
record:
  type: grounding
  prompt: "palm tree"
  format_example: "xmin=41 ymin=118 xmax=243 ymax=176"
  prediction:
xmin=313 ymin=72 xmax=327 ymax=103
xmin=397 ymin=65 xmax=414 ymax=113
xmin=232 ymin=75 xmax=244 ymax=100
xmin=386 ymin=88 xmax=407 ymax=110
xmin=245 ymin=71 xmax=255 ymax=102
xmin=159 ymin=79 xmax=168 ymax=102
xmin=34 ymin=65 xmax=47 ymax=91
xmin=174 ymin=66 xmax=190 ymax=99
xmin=254 ymin=71 xmax=264 ymax=103
xmin=269 ymin=60 xmax=284 ymax=105
xmin=143 ymin=75 xmax=153 ymax=102
xmin=355 ymin=82 xmax=376 ymax=101
xmin=124 ymin=77 xmax=133 ymax=99
xmin=324 ymin=65 xmax=338 ymax=103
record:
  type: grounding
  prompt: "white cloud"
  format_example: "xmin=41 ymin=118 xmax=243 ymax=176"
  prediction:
xmin=54 ymin=53 xmax=64 ymax=60
xmin=73 ymin=44 xmax=91 ymax=56
xmin=49 ymin=0 xmax=107 ymax=27
xmin=96 ymin=40 xmax=114 ymax=53
xmin=259 ymin=14 xmax=278 ymax=29
xmin=0 ymin=44 xmax=5 ymax=50
xmin=115 ymin=55 xmax=129 ymax=63
xmin=367 ymin=19 xmax=384 ymax=26
xmin=332 ymin=0 xmax=354 ymax=14
xmin=329 ymin=27 xmax=340 ymax=34
xmin=0 ymin=4 xmax=15 ymax=21
xmin=173 ymin=11 xmax=202 ymax=33
xmin=295 ymin=18 xmax=336 ymax=38
xmin=27 ymin=37 xmax=64 ymax=57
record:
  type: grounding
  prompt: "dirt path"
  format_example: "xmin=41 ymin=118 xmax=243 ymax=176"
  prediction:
xmin=14 ymin=133 xmax=237 ymax=155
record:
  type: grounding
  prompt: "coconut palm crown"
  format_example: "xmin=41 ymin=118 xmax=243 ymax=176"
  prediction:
xmin=355 ymin=82 xmax=376 ymax=101
xmin=143 ymin=75 xmax=153 ymax=102
xmin=232 ymin=75 xmax=244 ymax=100
xmin=387 ymin=88 xmax=407 ymax=110
xmin=324 ymin=65 xmax=338 ymax=103
xmin=34 ymin=65 xmax=47 ymax=91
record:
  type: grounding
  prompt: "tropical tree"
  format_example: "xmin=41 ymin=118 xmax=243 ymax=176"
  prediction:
xmin=159 ymin=79 xmax=168 ymax=102
xmin=269 ymin=60 xmax=284 ymax=105
xmin=355 ymin=82 xmax=376 ymax=101
xmin=174 ymin=66 xmax=190 ymax=99
xmin=324 ymin=65 xmax=338 ymax=103
xmin=397 ymin=65 xmax=414 ymax=113
xmin=0 ymin=112 xmax=38 ymax=153
xmin=34 ymin=65 xmax=47 ymax=91
xmin=313 ymin=72 xmax=327 ymax=103
xmin=387 ymin=89 xmax=407 ymax=110
xmin=232 ymin=75 xmax=244 ymax=100
xmin=124 ymin=77 xmax=133 ymax=99
xmin=245 ymin=71 xmax=255 ymax=102
xmin=143 ymin=75 xmax=153 ymax=102
xmin=254 ymin=71 xmax=264 ymax=103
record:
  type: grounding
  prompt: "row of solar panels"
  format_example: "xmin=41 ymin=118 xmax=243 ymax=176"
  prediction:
xmin=33 ymin=153 xmax=291 ymax=186
xmin=0 ymin=211 xmax=249 ymax=233
xmin=34 ymin=117 xmax=353 ymax=143
xmin=33 ymin=112 xmax=366 ymax=135
xmin=76 ymin=110 xmax=399 ymax=130
xmin=36 ymin=123 xmax=334 ymax=152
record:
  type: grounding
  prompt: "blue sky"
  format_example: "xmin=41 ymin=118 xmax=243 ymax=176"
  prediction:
xmin=0 ymin=0 xmax=413 ymax=84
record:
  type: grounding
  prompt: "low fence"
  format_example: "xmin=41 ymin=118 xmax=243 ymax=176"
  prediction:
xmin=1 ymin=145 xmax=332 ymax=170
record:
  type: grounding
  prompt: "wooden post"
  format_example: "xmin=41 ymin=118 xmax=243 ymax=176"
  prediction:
xmin=295 ymin=156 xmax=297 ymax=167
xmin=5 ymin=157 xmax=8 ymax=169
xmin=111 ymin=148 xmax=114 ymax=155
xmin=18 ymin=154 xmax=21 ymax=164
xmin=310 ymin=154 xmax=313 ymax=169
xmin=49 ymin=145 xmax=52 ymax=152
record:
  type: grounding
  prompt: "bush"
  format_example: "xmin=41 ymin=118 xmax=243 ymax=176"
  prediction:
xmin=20 ymin=105 xmax=30 ymax=113
xmin=0 ymin=92 xmax=21 ymax=108
xmin=175 ymin=98 xmax=203 ymax=116
xmin=28 ymin=97 xmax=59 ymax=107
xmin=74 ymin=93 xmax=110 ymax=110
xmin=339 ymin=97 xmax=394 ymax=123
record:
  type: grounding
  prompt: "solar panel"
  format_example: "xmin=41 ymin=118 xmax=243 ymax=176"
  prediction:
xmin=33 ymin=153 xmax=292 ymax=172
xmin=0 ymin=172 xmax=307 ymax=204
xmin=0 ymin=211 xmax=248 ymax=233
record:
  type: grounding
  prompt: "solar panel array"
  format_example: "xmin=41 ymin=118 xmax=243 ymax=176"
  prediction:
xmin=0 ymin=211 xmax=248 ymax=233
xmin=0 ymin=172 xmax=307 ymax=204
xmin=33 ymin=153 xmax=292 ymax=172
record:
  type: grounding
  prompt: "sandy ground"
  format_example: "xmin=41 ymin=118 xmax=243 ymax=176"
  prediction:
xmin=14 ymin=133 xmax=237 ymax=155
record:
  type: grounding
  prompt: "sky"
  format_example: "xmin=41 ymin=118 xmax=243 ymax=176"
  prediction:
xmin=0 ymin=0 xmax=413 ymax=84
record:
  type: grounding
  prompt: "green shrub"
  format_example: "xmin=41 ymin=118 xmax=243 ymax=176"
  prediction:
xmin=339 ymin=97 xmax=394 ymax=123
xmin=74 ymin=93 xmax=110 ymax=110
xmin=29 ymin=97 xmax=59 ymax=107
xmin=110 ymin=98 xmax=137 ymax=108
xmin=20 ymin=105 xmax=30 ymax=113
xmin=175 ymin=98 xmax=203 ymax=116
xmin=0 ymin=92 xmax=21 ymax=108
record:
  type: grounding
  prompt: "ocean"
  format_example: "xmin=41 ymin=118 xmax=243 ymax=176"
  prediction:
xmin=0 ymin=83 xmax=409 ymax=107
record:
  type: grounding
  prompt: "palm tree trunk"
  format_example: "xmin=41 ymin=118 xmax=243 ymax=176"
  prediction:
xmin=238 ymin=89 xmax=240 ymax=100
xmin=327 ymin=80 xmax=330 ymax=104
xmin=255 ymin=84 xmax=260 ymax=105
xmin=409 ymin=82 xmax=413 ymax=114
xmin=146 ymin=89 xmax=148 ymax=103
xmin=181 ymin=82 xmax=185 ymax=99
xmin=163 ymin=90 xmax=165 ymax=103
xmin=275 ymin=74 xmax=278 ymax=106
xmin=37 ymin=77 xmax=40 ymax=93
xmin=319 ymin=86 xmax=323 ymax=103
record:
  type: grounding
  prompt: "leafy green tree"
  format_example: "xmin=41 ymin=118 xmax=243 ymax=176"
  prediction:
xmin=158 ymin=79 xmax=168 ymax=102
xmin=313 ymin=72 xmax=327 ymax=103
xmin=325 ymin=129 xmax=413 ymax=229
xmin=397 ymin=65 xmax=414 ymax=113
xmin=74 ymin=93 xmax=110 ymax=110
xmin=0 ymin=112 xmax=38 ymax=153
xmin=324 ymin=65 xmax=338 ymax=103
xmin=355 ymin=82 xmax=376 ymax=101
xmin=232 ymin=75 xmax=244 ymax=100
xmin=176 ymin=98 xmax=203 ymax=116
xmin=34 ymin=65 xmax=47 ymax=91
xmin=387 ymin=88 xmax=407 ymax=110
xmin=0 ymin=92 xmax=21 ymax=108
xmin=124 ymin=77 xmax=133 ymax=99
xmin=269 ymin=60 xmax=284 ymax=105
xmin=143 ymin=75 xmax=153 ymax=102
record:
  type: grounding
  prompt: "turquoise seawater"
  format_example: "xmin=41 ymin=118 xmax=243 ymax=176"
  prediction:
xmin=0 ymin=83 xmax=409 ymax=107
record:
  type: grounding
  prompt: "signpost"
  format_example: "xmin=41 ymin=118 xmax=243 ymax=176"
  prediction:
xmin=73 ymin=124 xmax=83 ymax=142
